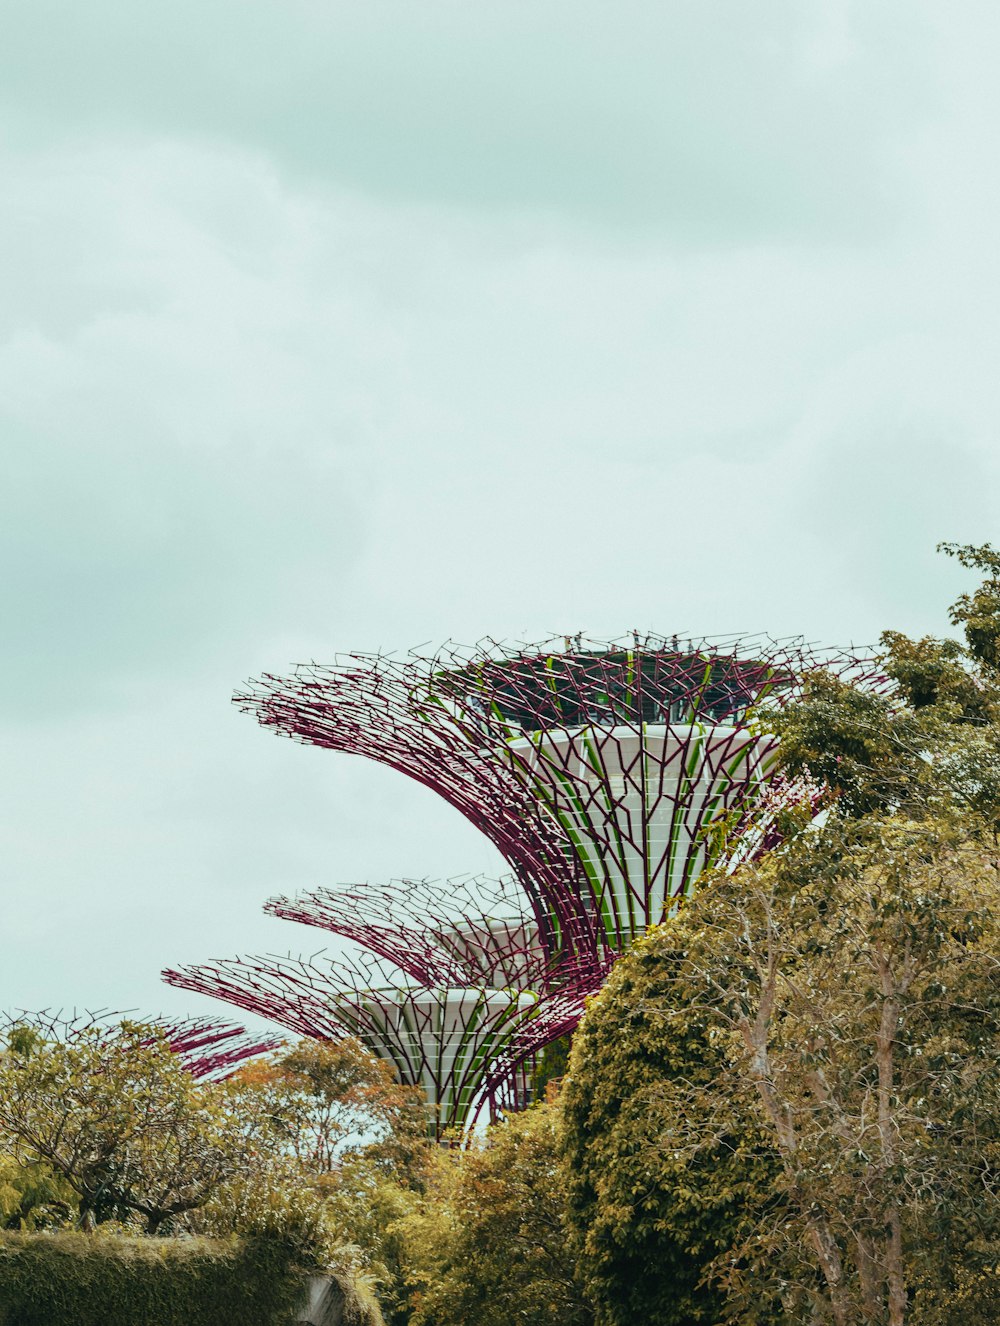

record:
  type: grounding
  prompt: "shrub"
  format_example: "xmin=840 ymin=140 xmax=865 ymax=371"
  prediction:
xmin=400 ymin=1103 xmax=594 ymax=1326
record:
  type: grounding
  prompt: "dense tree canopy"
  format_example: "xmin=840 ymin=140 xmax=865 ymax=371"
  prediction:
xmin=562 ymin=544 xmax=1000 ymax=1326
xmin=0 ymin=1021 xmax=423 ymax=1259
xmin=562 ymin=817 xmax=1000 ymax=1325
xmin=560 ymin=924 xmax=782 ymax=1326
xmin=0 ymin=1020 xmax=278 ymax=1233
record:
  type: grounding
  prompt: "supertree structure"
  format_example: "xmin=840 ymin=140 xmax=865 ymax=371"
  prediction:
xmin=166 ymin=633 xmax=874 ymax=1138
xmin=235 ymin=634 xmax=874 ymax=961
xmin=0 ymin=1008 xmax=281 ymax=1081
xmin=166 ymin=874 xmax=602 ymax=1133
xmin=165 ymin=948 xmax=584 ymax=1135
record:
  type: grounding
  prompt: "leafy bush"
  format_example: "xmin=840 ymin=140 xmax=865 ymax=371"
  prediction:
xmin=322 ymin=1162 xmax=421 ymax=1326
xmin=400 ymin=1103 xmax=594 ymax=1326
xmin=0 ymin=1159 xmax=74 ymax=1231
xmin=562 ymin=820 xmax=1000 ymax=1325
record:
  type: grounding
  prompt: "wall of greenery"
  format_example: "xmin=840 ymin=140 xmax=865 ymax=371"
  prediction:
xmin=0 ymin=1231 xmax=310 ymax=1326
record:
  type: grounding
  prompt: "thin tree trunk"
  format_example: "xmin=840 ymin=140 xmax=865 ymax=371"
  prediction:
xmin=855 ymin=1231 xmax=881 ymax=1321
xmin=738 ymin=1006 xmax=852 ymax=1326
xmin=886 ymin=1210 xmax=906 ymax=1326
xmin=875 ymin=947 xmax=907 ymax=1326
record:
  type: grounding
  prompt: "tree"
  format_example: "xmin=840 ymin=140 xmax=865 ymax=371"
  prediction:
xmin=939 ymin=541 xmax=1000 ymax=674
xmin=583 ymin=821 xmax=1000 ymax=1326
xmin=0 ymin=1019 xmax=276 ymax=1233
xmin=769 ymin=543 xmax=1000 ymax=834
xmin=560 ymin=926 xmax=783 ymax=1326
xmin=198 ymin=1036 xmax=430 ymax=1311
xmin=231 ymin=1036 xmax=427 ymax=1181
xmin=0 ymin=1016 xmax=428 ymax=1317
xmin=321 ymin=1165 xmax=421 ymax=1326
xmin=562 ymin=542 xmax=1000 ymax=1326
xmin=399 ymin=1103 xmax=594 ymax=1326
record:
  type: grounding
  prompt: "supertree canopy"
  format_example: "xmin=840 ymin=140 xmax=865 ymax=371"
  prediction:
xmin=167 ymin=874 xmax=603 ymax=1134
xmin=165 ymin=948 xmax=583 ymax=1135
xmin=235 ymin=634 xmax=870 ymax=958
xmin=265 ymin=874 xmax=549 ymax=992
xmin=0 ymin=1008 xmax=281 ymax=1081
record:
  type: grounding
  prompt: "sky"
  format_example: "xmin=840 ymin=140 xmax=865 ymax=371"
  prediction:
xmin=3 ymin=0 xmax=1000 ymax=1029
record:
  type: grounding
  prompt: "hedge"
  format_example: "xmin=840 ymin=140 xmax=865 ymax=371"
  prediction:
xmin=0 ymin=1230 xmax=311 ymax=1326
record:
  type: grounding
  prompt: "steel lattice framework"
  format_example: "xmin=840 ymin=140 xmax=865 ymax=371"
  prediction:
xmin=236 ymin=634 xmax=875 ymax=958
xmin=266 ymin=874 xmax=549 ymax=992
xmin=164 ymin=949 xmax=587 ymax=1135
xmin=0 ymin=1008 xmax=281 ymax=1081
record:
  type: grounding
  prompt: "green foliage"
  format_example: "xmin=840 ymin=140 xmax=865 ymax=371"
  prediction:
xmin=878 ymin=630 xmax=990 ymax=720
xmin=767 ymin=669 xmax=919 ymax=819
xmin=939 ymin=541 xmax=1000 ymax=672
xmin=562 ymin=544 xmax=1000 ymax=1325
xmin=565 ymin=816 xmax=1000 ymax=1325
xmin=213 ymin=1038 xmax=431 ymax=1323
xmin=771 ymin=542 xmax=1000 ymax=832
xmin=335 ymin=1266 xmax=388 ymax=1326
xmin=0 ymin=1020 xmax=284 ymax=1233
xmin=0 ymin=1230 xmax=309 ymax=1326
xmin=0 ymin=1024 xmax=409 ymax=1320
xmin=909 ymin=1249 xmax=1000 ymax=1326
xmin=530 ymin=1032 xmax=572 ymax=1101
xmin=0 ymin=1159 xmax=75 ymax=1231
xmin=399 ymin=1104 xmax=594 ymax=1326
xmin=560 ymin=936 xmax=781 ymax=1326
xmin=195 ymin=1163 xmax=345 ymax=1273
xmin=321 ymin=1160 xmax=421 ymax=1326
xmin=234 ymin=1037 xmax=427 ymax=1179
xmin=0 ymin=1019 xmax=424 ymax=1267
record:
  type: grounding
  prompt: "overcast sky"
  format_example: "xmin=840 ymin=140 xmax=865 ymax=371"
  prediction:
xmin=3 ymin=1 xmax=999 ymax=1028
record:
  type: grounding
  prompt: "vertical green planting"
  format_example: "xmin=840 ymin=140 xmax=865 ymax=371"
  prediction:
xmin=0 ymin=1232 xmax=315 ymax=1326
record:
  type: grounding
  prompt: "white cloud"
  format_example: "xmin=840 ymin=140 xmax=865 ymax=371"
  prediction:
xmin=2 ymin=3 xmax=1000 ymax=1020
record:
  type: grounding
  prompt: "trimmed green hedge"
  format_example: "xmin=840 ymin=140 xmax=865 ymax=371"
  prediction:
xmin=0 ymin=1231 xmax=309 ymax=1326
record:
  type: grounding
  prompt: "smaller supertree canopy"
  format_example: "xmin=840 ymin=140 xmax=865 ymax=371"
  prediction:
xmin=0 ymin=1008 xmax=281 ymax=1081
xmin=266 ymin=874 xmax=551 ymax=992
xmin=163 ymin=950 xmax=593 ymax=1136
